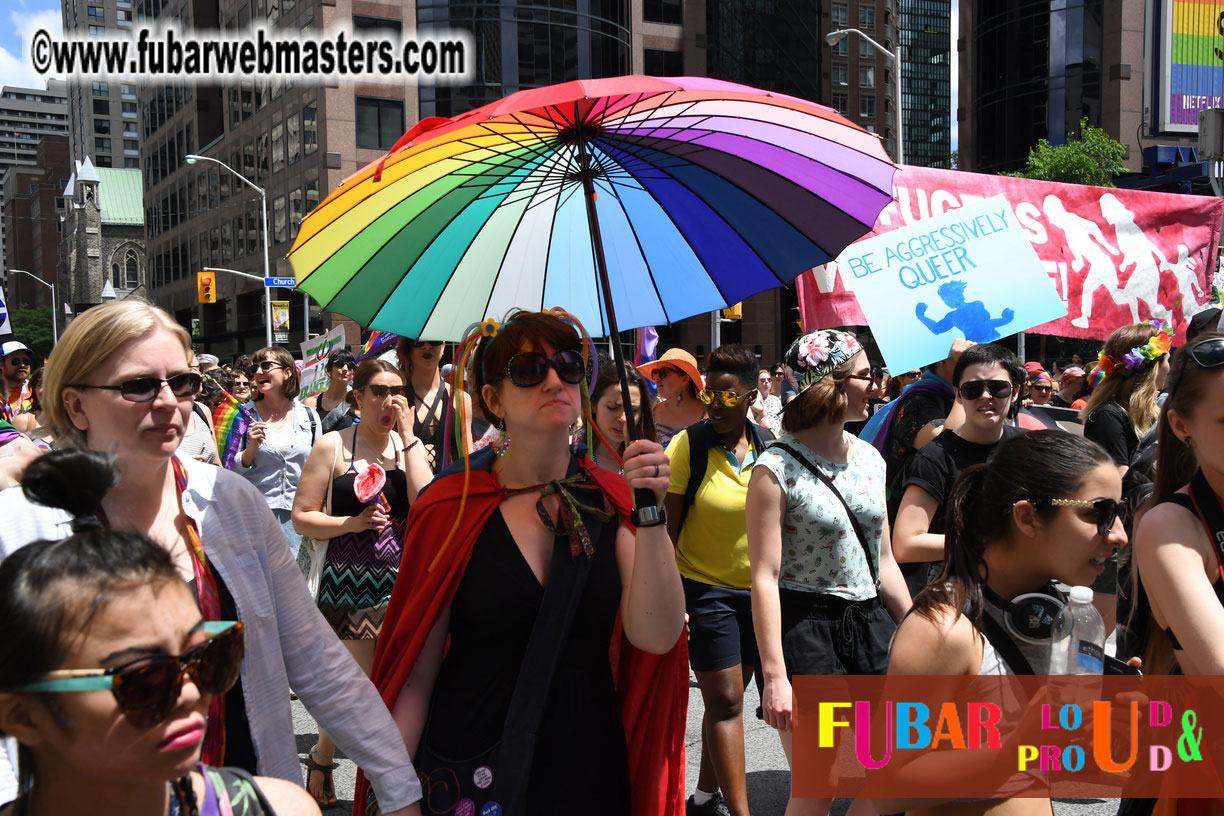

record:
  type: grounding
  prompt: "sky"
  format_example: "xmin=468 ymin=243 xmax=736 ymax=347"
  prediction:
xmin=0 ymin=0 xmax=63 ymax=90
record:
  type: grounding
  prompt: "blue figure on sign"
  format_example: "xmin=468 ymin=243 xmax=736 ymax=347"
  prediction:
xmin=914 ymin=280 xmax=1015 ymax=342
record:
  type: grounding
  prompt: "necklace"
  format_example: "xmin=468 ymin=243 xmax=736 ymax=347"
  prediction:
xmin=590 ymin=447 xmax=624 ymax=476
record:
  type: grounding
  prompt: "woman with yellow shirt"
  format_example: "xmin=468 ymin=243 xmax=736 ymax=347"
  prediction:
xmin=663 ymin=344 xmax=773 ymax=816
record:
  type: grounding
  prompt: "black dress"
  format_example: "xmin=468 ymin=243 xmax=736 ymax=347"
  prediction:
xmin=423 ymin=508 xmax=630 ymax=815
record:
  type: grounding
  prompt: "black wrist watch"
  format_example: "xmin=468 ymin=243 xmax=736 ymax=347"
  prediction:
xmin=633 ymin=505 xmax=668 ymax=528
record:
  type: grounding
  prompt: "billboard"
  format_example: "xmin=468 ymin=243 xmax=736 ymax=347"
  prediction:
xmin=1160 ymin=0 xmax=1224 ymax=133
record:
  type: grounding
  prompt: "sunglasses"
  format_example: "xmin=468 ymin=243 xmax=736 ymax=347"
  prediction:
xmin=232 ymin=380 xmax=250 ymax=388
xmin=363 ymin=384 xmax=405 ymax=398
xmin=1031 ymin=498 xmax=1122 ymax=537
xmin=772 ymin=371 xmax=784 ymax=378
xmin=650 ymin=367 xmax=682 ymax=382
xmin=958 ymin=379 xmax=1014 ymax=401
xmin=697 ymin=388 xmax=754 ymax=407
xmin=72 ymin=372 xmax=203 ymax=403
xmin=10 ymin=621 xmax=244 ymax=729
xmin=1168 ymin=337 xmax=1224 ymax=395
xmin=846 ymin=367 xmax=885 ymax=386
xmin=255 ymin=361 xmax=286 ymax=372
xmin=6 ymin=357 xmax=32 ymax=367
xmin=505 ymin=350 xmax=586 ymax=387
xmin=412 ymin=340 xmax=444 ymax=348
xmin=1030 ymin=384 xmax=1053 ymax=393
xmin=329 ymin=361 xmax=355 ymax=371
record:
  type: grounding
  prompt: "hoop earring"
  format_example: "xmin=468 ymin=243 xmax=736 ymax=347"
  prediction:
xmin=492 ymin=418 xmax=511 ymax=457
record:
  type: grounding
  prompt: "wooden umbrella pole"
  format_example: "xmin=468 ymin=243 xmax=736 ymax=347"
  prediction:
xmin=575 ymin=125 xmax=662 ymax=526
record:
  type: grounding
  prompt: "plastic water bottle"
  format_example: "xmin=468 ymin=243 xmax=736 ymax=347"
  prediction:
xmin=1047 ymin=586 xmax=1106 ymax=674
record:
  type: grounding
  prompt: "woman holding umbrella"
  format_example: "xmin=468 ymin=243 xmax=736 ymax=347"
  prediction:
xmin=362 ymin=309 xmax=688 ymax=816
xmin=639 ymin=349 xmax=706 ymax=446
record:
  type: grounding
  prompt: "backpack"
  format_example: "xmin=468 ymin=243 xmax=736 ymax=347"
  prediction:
xmin=676 ymin=418 xmax=775 ymax=534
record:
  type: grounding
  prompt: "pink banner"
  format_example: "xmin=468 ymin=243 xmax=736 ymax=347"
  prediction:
xmin=797 ymin=167 xmax=1224 ymax=342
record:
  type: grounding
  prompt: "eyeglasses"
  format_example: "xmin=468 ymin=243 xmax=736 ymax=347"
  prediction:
xmin=958 ymin=379 xmax=1014 ymax=401
xmin=412 ymin=340 xmax=444 ymax=348
xmin=771 ymin=371 xmax=784 ymax=378
xmin=71 ymin=372 xmax=203 ymax=403
xmin=505 ymin=350 xmax=586 ymax=387
xmin=9 ymin=621 xmax=243 ymax=729
xmin=650 ymin=367 xmax=682 ymax=382
xmin=1030 ymin=498 xmax=1122 ymax=537
xmin=5 ymin=357 xmax=31 ymax=367
xmin=697 ymin=388 xmax=754 ymax=407
xmin=362 ymin=384 xmax=405 ymax=398
xmin=255 ymin=361 xmax=286 ymax=372
xmin=232 ymin=380 xmax=250 ymax=389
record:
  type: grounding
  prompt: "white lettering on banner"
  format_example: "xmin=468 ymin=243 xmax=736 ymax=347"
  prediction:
xmin=804 ymin=166 xmax=1224 ymax=342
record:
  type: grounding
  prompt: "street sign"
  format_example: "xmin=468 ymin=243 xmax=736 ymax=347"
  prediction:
xmin=264 ymin=277 xmax=297 ymax=288
xmin=274 ymin=331 xmax=289 ymax=343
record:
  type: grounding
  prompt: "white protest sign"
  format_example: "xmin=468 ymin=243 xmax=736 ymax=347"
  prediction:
xmin=838 ymin=195 xmax=1066 ymax=374
xmin=0 ymin=285 xmax=11 ymax=335
xmin=298 ymin=325 xmax=346 ymax=399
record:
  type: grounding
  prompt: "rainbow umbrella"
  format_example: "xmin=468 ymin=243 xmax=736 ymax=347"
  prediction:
xmin=288 ymin=75 xmax=897 ymax=520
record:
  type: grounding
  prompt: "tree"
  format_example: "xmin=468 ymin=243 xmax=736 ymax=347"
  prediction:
xmin=8 ymin=306 xmax=54 ymax=361
xmin=1007 ymin=118 xmax=1127 ymax=187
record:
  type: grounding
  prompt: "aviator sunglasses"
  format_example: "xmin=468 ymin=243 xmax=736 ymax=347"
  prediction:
xmin=958 ymin=379 xmax=1014 ymax=401
xmin=9 ymin=621 xmax=244 ymax=729
xmin=697 ymin=388 xmax=754 ymax=407
xmin=71 ymin=372 xmax=203 ymax=403
xmin=1027 ymin=498 xmax=1122 ymax=537
xmin=504 ymin=350 xmax=586 ymax=387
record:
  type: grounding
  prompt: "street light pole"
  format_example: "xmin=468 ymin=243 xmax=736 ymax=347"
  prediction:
xmin=826 ymin=27 xmax=903 ymax=165
xmin=7 ymin=268 xmax=57 ymax=342
xmin=185 ymin=154 xmax=273 ymax=348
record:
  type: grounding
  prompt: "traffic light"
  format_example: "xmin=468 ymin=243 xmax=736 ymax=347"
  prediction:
xmin=197 ymin=272 xmax=216 ymax=303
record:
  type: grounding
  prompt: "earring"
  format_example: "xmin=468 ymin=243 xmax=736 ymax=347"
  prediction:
xmin=569 ymin=421 xmax=581 ymax=455
xmin=492 ymin=418 xmax=511 ymax=457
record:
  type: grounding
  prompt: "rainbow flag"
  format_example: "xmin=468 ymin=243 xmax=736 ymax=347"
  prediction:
xmin=358 ymin=330 xmax=400 ymax=362
xmin=212 ymin=389 xmax=253 ymax=470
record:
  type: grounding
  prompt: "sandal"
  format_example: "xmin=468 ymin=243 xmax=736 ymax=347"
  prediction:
xmin=304 ymin=748 xmax=338 ymax=809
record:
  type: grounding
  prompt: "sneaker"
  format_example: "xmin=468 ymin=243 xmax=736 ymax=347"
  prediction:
xmin=686 ymin=791 xmax=731 ymax=816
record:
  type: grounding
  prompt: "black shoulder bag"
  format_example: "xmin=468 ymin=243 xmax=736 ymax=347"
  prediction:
xmin=410 ymin=515 xmax=609 ymax=816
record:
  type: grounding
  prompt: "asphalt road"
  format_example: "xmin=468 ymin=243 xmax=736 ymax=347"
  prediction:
xmin=290 ymin=673 xmax=1121 ymax=816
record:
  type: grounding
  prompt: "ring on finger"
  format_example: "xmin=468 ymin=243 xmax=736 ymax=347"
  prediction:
xmin=652 ymin=464 xmax=659 ymax=478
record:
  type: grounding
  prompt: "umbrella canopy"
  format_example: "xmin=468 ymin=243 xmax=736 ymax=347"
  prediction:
xmin=288 ymin=75 xmax=897 ymax=340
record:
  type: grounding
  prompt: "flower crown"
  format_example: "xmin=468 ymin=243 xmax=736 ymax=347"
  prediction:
xmin=1096 ymin=320 xmax=1174 ymax=379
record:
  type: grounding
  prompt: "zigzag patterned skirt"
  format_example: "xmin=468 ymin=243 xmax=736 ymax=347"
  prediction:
xmin=316 ymin=518 xmax=406 ymax=640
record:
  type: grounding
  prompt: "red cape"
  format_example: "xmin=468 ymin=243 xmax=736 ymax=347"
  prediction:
xmin=354 ymin=451 xmax=689 ymax=816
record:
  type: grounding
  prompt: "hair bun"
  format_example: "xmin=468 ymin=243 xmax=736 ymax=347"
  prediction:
xmin=22 ymin=449 xmax=118 ymax=521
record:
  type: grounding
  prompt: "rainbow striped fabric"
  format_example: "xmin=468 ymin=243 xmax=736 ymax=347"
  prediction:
xmin=212 ymin=389 xmax=253 ymax=470
xmin=358 ymin=330 xmax=400 ymax=361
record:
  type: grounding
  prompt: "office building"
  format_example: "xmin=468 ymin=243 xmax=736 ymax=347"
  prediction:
xmin=0 ymin=80 xmax=69 ymax=273
xmin=62 ymin=0 xmax=141 ymax=169
xmin=958 ymin=0 xmax=1196 ymax=174
xmin=3 ymin=135 xmax=71 ymax=316
xmin=899 ymin=0 xmax=951 ymax=167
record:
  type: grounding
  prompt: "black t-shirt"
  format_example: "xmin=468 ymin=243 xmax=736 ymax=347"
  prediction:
xmin=1083 ymin=399 xmax=1138 ymax=467
xmin=884 ymin=390 xmax=954 ymax=522
xmin=1050 ymin=394 xmax=1072 ymax=408
xmin=902 ymin=424 xmax=1024 ymax=534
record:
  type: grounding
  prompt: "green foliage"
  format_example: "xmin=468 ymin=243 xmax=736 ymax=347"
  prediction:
xmin=9 ymin=306 xmax=55 ymax=360
xmin=1006 ymin=118 xmax=1127 ymax=187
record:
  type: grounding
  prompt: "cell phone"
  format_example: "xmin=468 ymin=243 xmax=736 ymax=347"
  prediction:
xmin=1104 ymin=654 xmax=1141 ymax=675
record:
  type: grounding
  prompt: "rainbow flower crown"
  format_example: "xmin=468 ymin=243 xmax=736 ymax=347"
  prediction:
xmin=1096 ymin=320 xmax=1174 ymax=379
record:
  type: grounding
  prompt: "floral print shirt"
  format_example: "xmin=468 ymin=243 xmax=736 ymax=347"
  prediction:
xmin=754 ymin=432 xmax=886 ymax=601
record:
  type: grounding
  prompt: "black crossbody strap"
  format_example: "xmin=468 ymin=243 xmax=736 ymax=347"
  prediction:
xmin=771 ymin=442 xmax=879 ymax=587
xmin=978 ymin=612 xmax=1036 ymax=675
xmin=494 ymin=508 xmax=609 ymax=812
